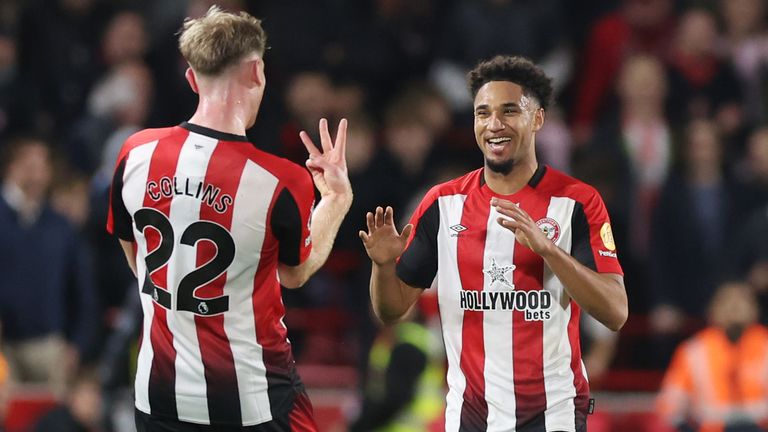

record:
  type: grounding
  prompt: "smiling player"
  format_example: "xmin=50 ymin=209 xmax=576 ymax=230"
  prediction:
xmin=360 ymin=55 xmax=627 ymax=432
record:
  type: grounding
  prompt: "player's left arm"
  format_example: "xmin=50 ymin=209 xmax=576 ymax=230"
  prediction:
xmin=493 ymin=197 xmax=628 ymax=331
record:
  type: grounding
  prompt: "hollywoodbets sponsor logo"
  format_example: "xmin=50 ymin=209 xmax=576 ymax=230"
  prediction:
xmin=459 ymin=290 xmax=552 ymax=321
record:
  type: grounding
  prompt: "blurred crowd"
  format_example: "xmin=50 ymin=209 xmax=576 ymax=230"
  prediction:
xmin=1 ymin=0 xmax=768 ymax=430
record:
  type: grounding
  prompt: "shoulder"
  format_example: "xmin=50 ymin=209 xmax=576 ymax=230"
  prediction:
xmin=422 ymin=169 xmax=483 ymax=203
xmin=539 ymin=166 xmax=603 ymax=205
xmin=116 ymin=127 xmax=179 ymax=163
xmin=239 ymin=148 xmax=313 ymax=193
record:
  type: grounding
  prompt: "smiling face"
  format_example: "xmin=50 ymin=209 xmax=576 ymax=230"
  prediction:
xmin=473 ymin=81 xmax=544 ymax=175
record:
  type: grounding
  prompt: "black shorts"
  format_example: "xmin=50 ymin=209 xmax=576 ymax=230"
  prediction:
xmin=135 ymin=391 xmax=317 ymax=432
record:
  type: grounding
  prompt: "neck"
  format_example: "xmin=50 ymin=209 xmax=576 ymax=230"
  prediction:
xmin=188 ymin=82 xmax=255 ymax=136
xmin=483 ymin=158 xmax=538 ymax=195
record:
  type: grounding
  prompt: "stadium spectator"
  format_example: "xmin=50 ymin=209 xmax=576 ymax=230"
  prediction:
xmin=100 ymin=10 xmax=147 ymax=69
xmin=33 ymin=368 xmax=102 ymax=432
xmin=349 ymin=307 xmax=444 ymax=432
xmin=734 ymin=126 xmax=768 ymax=212
xmin=657 ymin=281 xmax=768 ymax=432
xmin=718 ymin=0 xmax=768 ymax=125
xmin=361 ymin=55 xmax=627 ymax=431
xmin=570 ymin=0 xmax=676 ymax=144
xmin=588 ymin=54 xmax=672 ymax=289
xmin=649 ymin=119 xmax=738 ymax=337
xmin=107 ymin=6 xmax=352 ymax=430
xmin=15 ymin=0 xmax=111 ymax=136
xmin=277 ymin=71 xmax=336 ymax=164
xmin=0 ymin=137 xmax=97 ymax=396
xmin=66 ymin=60 xmax=154 ymax=174
xmin=726 ymin=204 xmax=768 ymax=322
xmin=665 ymin=9 xmax=744 ymax=138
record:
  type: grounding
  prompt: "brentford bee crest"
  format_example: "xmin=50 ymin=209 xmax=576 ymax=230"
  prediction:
xmin=536 ymin=217 xmax=560 ymax=243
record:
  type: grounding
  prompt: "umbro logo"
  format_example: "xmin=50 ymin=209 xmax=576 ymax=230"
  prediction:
xmin=450 ymin=224 xmax=467 ymax=237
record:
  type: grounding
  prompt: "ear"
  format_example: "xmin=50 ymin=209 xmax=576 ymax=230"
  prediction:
xmin=185 ymin=67 xmax=199 ymax=94
xmin=533 ymin=108 xmax=545 ymax=132
xmin=248 ymin=57 xmax=264 ymax=89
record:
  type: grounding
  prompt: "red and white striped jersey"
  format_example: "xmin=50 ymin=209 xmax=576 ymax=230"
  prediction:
xmin=397 ymin=165 xmax=623 ymax=432
xmin=107 ymin=122 xmax=315 ymax=427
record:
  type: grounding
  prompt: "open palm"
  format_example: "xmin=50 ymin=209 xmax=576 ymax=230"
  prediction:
xmin=359 ymin=206 xmax=413 ymax=265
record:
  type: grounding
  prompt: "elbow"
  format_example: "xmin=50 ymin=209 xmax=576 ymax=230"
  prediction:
xmin=607 ymin=303 xmax=629 ymax=332
xmin=279 ymin=270 xmax=310 ymax=289
xmin=373 ymin=306 xmax=404 ymax=327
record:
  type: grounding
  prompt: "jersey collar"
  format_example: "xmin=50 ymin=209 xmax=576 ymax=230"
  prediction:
xmin=180 ymin=122 xmax=250 ymax=142
xmin=479 ymin=164 xmax=547 ymax=189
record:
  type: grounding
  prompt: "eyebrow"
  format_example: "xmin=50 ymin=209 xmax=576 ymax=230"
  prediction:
xmin=475 ymin=102 xmax=520 ymax=111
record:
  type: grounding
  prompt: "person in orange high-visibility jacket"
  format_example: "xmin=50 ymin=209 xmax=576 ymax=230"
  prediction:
xmin=657 ymin=281 xmax=768 ymax=432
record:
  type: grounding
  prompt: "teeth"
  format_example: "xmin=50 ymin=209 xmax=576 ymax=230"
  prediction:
xmin=488 ymin=137 xmax=511 ymax=144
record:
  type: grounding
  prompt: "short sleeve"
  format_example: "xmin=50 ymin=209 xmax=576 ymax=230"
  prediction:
xmin=396 ymin=194 xmax=440 ymax=289
xmin=271 ymin=170 xmax=314 ymax=266
xmin=570 ymin=188 xmax=623 ymax=275
xmin=107 ymin=157 xmax=134 ymax=241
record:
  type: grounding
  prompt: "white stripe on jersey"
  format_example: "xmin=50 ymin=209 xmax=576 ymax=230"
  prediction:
xmin=166 ymin=133 xmax=220 ymax=423
xmin=437 ymin=194 xmax=468 ymax=432
xmin=122 ymin=140 xmax=159 ymax=414
xmin=543 ymin=197 xmax=578 ymax=432
xmin=483 ymin=204 xmax=517 ymax=431
xmin=225 ymin=160 xmax=278 ymax=424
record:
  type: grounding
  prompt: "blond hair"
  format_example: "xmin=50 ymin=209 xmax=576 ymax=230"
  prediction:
xmin=178 ymin=6 xmax=267 ymax=76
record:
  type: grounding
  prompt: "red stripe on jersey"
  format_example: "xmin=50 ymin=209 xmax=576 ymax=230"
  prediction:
xmin=568 ymin=302 xmax=589 ymax=425
xmin=142 ymin=130 xmax=188 ymax=418
xmin=458 ymin=191 xmax=489 ymax=430
xmin=512 ymin=192 xmax=548 ymax=427
xmin=194 ymin=142 xmax=248 ymax=424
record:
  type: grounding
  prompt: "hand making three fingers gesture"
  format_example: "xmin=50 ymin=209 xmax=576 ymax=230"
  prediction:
xmin=299 ymin=118 xmax=352 ymax=202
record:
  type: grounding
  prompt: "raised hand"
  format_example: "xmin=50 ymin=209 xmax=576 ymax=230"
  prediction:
xmin=299 ymin=118 xmax=352 ymax=200
xmin=492 ymin=197 xmax=553 ymax=256
xmin=359 ymin=206 xmax=413 ymax=266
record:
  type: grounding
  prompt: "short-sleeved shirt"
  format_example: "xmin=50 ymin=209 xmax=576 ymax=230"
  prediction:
xmin=396 ymin=165 xmax=623 ymax=432
xmin=107 ymin=122 xmax=315 ymax=427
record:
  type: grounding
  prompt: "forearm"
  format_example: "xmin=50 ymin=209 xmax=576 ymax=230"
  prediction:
xmin=370 ymin=262 xmax=419 ymax=325
xmin=280 ymin=194 xmax=351 ymax=288
xmin=541 ymin=245 xmax=627 ymax=331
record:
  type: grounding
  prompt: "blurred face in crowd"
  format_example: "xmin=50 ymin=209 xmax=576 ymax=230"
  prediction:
xmin=4 ymin=141 xmax=52 ymax=202
xmin=721 ymin=0 xmax=765 ymax=37
xmin=709 ymin=282 xmax=759 ymax=339
xmin=51 ymin=177 xmax=90 ymax=227
xmin=473 ymin=81 xmax=544 ymax=175
xmin=345 ymin=121 xmax=376 ymax=174
xmin=618 ymin=55 xmax=667 ymax=109
xmin=285 ymin=72 xmax=334 ymax=127
xmin=623 ymin=0 xmax=673 ymax=29
xmin=676 ymin=9 xmax=718 ymax=57
xmin=102 ymin=12 xmax=147 ymax=66
xmin=748 ymin=128 xmax=768 ymax=178
xmin=685 ymin=120 xmax=721 ymax=171
xmin=70 ymin=378 xmax=101 ymax=428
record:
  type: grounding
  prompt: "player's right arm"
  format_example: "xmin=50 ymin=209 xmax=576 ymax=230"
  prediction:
xmin=277 ymin=118 xmax=353 ymax=288
xmin=119 ymin=240 xmax=137 ymax=278
xmin=360 ymin=206 xmax=422 ymax=325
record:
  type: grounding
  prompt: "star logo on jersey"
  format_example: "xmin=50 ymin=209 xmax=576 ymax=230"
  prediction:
xmin=484 ymin=258 xmax=515 ymax=289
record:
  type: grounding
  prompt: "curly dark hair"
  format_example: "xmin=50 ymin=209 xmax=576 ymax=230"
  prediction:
xmin=467 ymin=55 xmax=554 ymax=111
